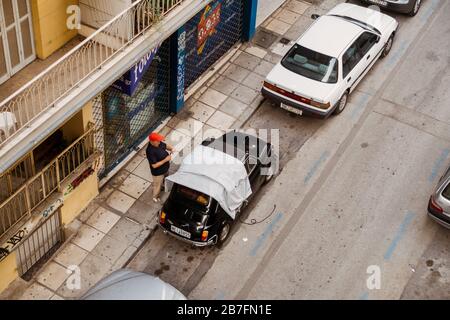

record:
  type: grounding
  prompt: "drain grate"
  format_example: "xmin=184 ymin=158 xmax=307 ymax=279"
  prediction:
xmin=252 ymin=29 xmax=279 ymax=49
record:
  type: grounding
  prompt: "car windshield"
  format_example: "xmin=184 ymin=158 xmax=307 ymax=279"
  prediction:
xmin=174 ymin=185 xmax=212 ymax=212
xmin=281 ymin=44 xmax=338 ymax=83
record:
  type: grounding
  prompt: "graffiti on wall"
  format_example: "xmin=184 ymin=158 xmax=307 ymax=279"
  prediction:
xmin=177 ymin=30 xmax=187 ymax=103
xmin=64 ymin=167 xmax=95 ymax=197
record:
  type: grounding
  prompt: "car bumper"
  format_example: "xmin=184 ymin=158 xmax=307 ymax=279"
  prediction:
xmin=427 ymin=199 xmax=450 ymax=229
xmin=360 ymin=0 xmax=415 ymax=14
xmin=261 ymin=87 xmax=334 ymax=119
xmin=158 ymin=223 xmax=217 ymax=247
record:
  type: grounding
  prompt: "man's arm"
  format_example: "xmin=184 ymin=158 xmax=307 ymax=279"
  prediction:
xmin=151 ymin=155 xmax=171 ymax=169
xmin=165 ymin=143 xmax=175 ymax=153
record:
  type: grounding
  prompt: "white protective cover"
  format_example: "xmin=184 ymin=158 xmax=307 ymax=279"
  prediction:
xmin=166 ymin=145 xmax=252 ymax=219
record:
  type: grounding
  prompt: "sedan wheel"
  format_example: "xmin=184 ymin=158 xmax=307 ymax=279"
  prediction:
xmin=410 ymin=0 xmax=421 ymax=16
xmin=381 ymin=35 xmax=394 ymax=58
xmin=333 ymin=92 xmax=348 ymax=115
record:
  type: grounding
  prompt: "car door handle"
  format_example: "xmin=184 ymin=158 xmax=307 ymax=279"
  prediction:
xmin=367 ymin=55 xmax=371 ymax=60
xmin=347 ymin=77 xmax=352 ymax=83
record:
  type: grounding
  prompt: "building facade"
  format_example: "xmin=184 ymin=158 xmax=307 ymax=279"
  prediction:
xmin=0 ymin=0 xmax=258 ymax=293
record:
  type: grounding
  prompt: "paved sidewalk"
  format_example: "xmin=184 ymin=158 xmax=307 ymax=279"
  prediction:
xmin=0 ymin=0 xmax=338 ymax=300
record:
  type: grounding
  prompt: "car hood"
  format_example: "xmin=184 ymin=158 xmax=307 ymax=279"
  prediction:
xmin=327 ymin=3 xmax=397 ymax=35
xmin=265 ymin=62 xmax=336 ymax=103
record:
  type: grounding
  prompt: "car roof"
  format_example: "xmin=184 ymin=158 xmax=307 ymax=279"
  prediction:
xmin=80 ymin=269 xmax=186 ymax=300
xmin=205 ymin=132 xmax=267 ymax=162
xmin=297 ymin=15 xmax=362 ymax=58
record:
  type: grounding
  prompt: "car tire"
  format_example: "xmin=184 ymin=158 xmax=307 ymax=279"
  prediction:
xmin=217 ymin=221 xmax=232 ymax=248
xmin=333 ymin=92 xmax=348 ymax=115
xmin=381 ymin=34 xmax=394 ymax=59
xmin=409 ymin=0 xmax=421 ymax=16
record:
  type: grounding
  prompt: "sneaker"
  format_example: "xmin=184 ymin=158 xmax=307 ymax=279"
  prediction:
xmin=153 ymin=197 xmax=160 ymax=203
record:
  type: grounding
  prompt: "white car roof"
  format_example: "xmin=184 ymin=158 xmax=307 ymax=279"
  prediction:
xmin=297 ymin=15 xmax=362 ymax=58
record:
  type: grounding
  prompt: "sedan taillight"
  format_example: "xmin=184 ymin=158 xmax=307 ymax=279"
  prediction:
xmin=430 ymin=197 xmax=443 ymax=213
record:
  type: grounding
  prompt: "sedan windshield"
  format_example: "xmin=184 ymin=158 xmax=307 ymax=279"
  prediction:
xmin=281 ymin=44 xmax=338 ymax=83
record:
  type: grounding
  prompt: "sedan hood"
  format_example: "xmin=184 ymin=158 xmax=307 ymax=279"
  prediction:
xmin=265 ymin=63 xmax=336 ymax=103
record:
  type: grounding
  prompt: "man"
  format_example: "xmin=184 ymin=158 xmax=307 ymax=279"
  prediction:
xmin=146 ymin=132 xmax=174 ymax=203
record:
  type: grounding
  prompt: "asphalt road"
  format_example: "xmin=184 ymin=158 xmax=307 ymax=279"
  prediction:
xmin=128 ymin=0 xmax=450 ymax=299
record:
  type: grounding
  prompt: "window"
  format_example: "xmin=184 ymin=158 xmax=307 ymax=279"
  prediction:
xmin=356 ymin=32 xmax=378 ymax=57
xmin=281 ymin=45 xmax=338 ymax=83
xmin=442 ymin=182 xmax=450 ymax=201
xmin=342 ymin=32 xmax=378 ymax=79
xmin=174 ymin=185 xmax=211 ymax=210
xmin=342 ymin=42 xmax=362 ymax=78
xmin=245 ymin=156 xmax=258 ymax=175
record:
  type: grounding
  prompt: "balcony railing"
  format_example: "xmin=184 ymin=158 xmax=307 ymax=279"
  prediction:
xmin=0 ymin=0 xmax=184 ymax=147
xmin=0 ymin=123 xmax=97 ymax=238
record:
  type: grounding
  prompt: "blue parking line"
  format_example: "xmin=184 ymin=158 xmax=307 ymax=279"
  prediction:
xmin=384 ymin=212 xmax=415 ymax=261
xmin=351 ymin=92 xmax=372 ymax=120
xmin=429 ymin=149 xmax=450 ymax=183
xmin=359 ymin=292 xmax=369 ymax=300
xmin=215 ymin=291 xmax=226 ymax=300
xmin=249 ymin=213 xmax=283 ymax=257
xmin=304 ymin=151 xmax=330 ymax=184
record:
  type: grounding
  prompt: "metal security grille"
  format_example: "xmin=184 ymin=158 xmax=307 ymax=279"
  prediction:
xmin=92 ymin=95 xmax=106 ymax=177
xmin=184 ymin=0 xmax=243 ymax=89
xmin=16 ymin=210 xmax=63 ymax=279
xmin=96 ymin=39 xmax=171 ymax=177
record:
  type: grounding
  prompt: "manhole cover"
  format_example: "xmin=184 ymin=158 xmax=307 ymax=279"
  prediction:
xmin=252 ymin=28 xmax=279 ymax=49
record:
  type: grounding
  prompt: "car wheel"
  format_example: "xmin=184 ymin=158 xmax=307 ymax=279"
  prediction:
xmin=409 ymin=0 xmax=421 ymax=16
xmin=333 ymin=92 xmax=348 ymax=115
xmin=381 ymin=34 xmax=394 ymax=58
xmin=217 ymin=221 xmax=232 ymax=248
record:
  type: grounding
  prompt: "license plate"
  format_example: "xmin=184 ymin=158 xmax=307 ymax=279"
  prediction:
xmin=368 ymin=0 xmax=387 ymax=6
xmin=171 ymin=225 xmax=191 ymax=239
xmin=280 ymin=103 xmax=303 ymax=115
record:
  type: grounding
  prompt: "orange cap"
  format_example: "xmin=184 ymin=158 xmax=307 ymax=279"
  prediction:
xmin=149 ymin=132 xmax=165 ymax=142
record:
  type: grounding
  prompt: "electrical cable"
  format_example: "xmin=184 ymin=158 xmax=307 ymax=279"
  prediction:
xmin=239 ymin=204 xmax=277 ymax=225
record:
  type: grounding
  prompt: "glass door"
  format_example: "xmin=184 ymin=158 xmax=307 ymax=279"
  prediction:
xmin=0 ymin=0 xmax=35 ymax=85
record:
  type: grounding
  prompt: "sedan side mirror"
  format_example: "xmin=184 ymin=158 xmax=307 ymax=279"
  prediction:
xmin=311 ymin=14 xmax=320 ymax=20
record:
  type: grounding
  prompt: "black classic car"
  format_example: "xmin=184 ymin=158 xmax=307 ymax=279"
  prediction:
xmin=158 ymin=131 xmax=276 ymax=247
xmin=359 ymin=0 xmax=422 ymax=16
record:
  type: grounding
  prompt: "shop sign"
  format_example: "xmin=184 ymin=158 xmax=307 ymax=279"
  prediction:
xmin=113 ymin=45 xmax=161 ymax=96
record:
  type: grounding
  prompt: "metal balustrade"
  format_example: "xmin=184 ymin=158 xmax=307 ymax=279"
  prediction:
xmin=0 ymin=123 xmax=97 ymax=238
xmin=0 ymin=0 xmax=184 ymax=148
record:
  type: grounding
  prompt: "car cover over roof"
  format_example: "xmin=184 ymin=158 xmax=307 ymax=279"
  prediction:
xmin=166 ymin=145 xmax=252 ymax=219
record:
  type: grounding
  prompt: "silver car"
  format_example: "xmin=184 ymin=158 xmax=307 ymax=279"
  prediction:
xmin=428 ymin=166 xmax=450 ymax=228
xmin=81 ymin=269 xmax=187 ymax=300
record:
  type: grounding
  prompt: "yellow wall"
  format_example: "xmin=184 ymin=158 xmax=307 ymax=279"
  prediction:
xmin=0 ymin=252 xmax=18 ymax=294
xmin=61 ymin=173 xmax=98 ymax=226
xmin=31 ymin=0 xmax=79 ymax=59
xmin=61 ymin=101 xmax=93 ymax=143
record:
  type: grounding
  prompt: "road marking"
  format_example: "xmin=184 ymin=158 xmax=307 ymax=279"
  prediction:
xmin=350 ymin=91 xmax=372 ymax=120
xmin=249 ymin=213 xmax=283 ymax=257
xmin=429 ymin=149 xmax=450 ymax=183
xmin=359 ymin=292 xmax=369 ymax=300
xmin=384 ymin=212 xmax=416 ymax=261
xmin=304 ymin=151 xmax=330 ymax=184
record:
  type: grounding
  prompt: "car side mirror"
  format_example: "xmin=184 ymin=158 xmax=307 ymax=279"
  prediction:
xmin=311 ymin=14 xmax=320 ymax=20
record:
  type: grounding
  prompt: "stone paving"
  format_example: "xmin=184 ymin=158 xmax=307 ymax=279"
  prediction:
xmin=0 ymin=0 xmax=345 ymax=300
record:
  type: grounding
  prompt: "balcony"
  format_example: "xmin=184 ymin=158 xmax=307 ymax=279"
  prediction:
xmin=0 ymin=123 xmax=99 ymax=239
xmin=0 ymin=0 xmax=195 ymax=164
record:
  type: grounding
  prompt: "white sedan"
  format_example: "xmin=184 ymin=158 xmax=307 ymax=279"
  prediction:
xmin=262 ymin=3 xmax=399 ymax=118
